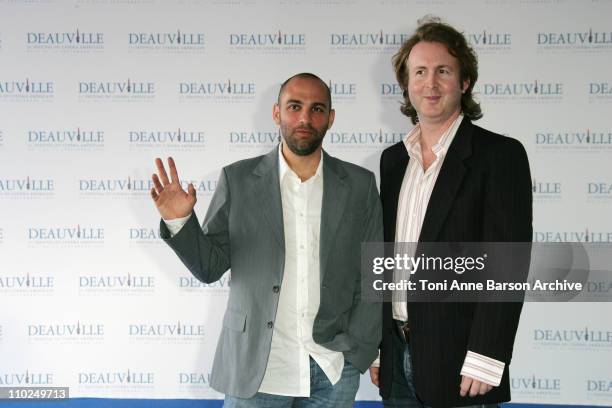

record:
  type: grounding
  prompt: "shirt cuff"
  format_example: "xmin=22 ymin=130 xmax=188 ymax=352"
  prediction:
xmin=460 ymin=350 xmax=505 ymax=386
xmin=163 ymin=213 xmax=192 ymax=237
xmin=370 ymin=351 xmax=380 ymax=368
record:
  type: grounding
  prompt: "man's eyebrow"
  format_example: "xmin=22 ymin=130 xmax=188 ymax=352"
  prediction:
xmin=311 ymin=102 xmax=329 ymax=109
xmin=284 ymin=99 xmax=329 ymax=109
xmin=411 ymin=64 xmax=453 ymax=69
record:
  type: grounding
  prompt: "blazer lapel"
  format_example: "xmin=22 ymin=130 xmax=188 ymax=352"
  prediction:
xmin=319 ymin=151 xmax=350 ymax=281
xmin=386 ymin=148 xmax=409 ymax=242
xmin=252 ymin=147 xmax=285 ymax=249
xmin=419 ymin=117 xmax=473 ymax=242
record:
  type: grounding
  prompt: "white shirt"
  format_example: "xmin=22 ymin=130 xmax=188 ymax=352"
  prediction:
xmin=258 ymin=144 xmax=344 ymax=396
xmin=164 ymin=144 xmax=344 ymax=396
xmin=391 ymin=114 xmax=505 ymax=386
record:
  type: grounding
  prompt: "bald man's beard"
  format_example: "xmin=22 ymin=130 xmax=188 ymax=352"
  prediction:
xmin=280 ymin=123 xmax=327 ymax=157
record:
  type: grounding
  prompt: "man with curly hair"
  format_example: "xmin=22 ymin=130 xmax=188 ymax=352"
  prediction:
xmin=370 ymin=18 xmax=532 ymax=408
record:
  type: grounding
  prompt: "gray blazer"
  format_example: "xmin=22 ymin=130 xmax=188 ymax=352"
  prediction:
xmin=160 ymin=147 xmax=382 ymax=398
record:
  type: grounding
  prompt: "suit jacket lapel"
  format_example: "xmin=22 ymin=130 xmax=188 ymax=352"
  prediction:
xmin=386 ymin=148 xmax=409 ymax=242
xmin=319 ymin=151 xmax=350 ymax=282
xmin=419 ymin=117 xmax=473 ymax=242
xmin=253 ymin=147 xmax=285 ymax=249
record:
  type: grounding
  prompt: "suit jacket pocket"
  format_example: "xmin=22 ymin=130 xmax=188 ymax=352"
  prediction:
xmin=223 ymin=309 xmax=247 ymax=332
xmin=316 ymin=332 xmax=355 ymax=352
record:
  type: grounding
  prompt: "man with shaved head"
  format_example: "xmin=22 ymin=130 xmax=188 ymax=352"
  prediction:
xmin=151 ymin=73 xmax=382 ymax=407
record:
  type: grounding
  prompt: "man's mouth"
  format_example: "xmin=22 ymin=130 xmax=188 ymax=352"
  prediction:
xmin=295 ymin=128 xmax=314 ymax=135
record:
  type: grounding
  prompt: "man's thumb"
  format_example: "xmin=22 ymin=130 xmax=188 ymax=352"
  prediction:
xmin=188 ymin=183 xmax=196 ymax=199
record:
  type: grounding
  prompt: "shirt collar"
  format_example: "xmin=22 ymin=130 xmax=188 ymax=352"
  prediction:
xmin=278 ymin=142 xmax=323 ymax=184
xmin=404 ymin=113 xmax=464 ymax=160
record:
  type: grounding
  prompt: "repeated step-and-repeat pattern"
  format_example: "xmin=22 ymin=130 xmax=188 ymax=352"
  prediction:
xmin=0 ymin=0 xmax=611 ymax=405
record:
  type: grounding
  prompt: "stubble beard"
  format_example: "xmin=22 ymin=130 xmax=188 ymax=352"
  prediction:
xmin=281 ymin=125 xmax=326 ymax=157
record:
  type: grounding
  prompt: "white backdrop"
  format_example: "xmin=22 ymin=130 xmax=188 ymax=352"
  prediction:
xmin=0 ymin=0 xmax=611 ymax=404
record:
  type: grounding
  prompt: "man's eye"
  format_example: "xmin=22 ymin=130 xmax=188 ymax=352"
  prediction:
xmin=313 ymin=107 xmax=324 ymax=113
xmin=288 ymin=105 xmax=300 ymax=110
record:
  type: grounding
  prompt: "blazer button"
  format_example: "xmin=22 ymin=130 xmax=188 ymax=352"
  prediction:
xmin=272 ymin=285 xmax=280 ymax=293
xmin=267 ymin=321 xmax=274 ymax=329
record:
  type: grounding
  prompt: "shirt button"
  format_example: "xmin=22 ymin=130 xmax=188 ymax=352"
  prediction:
xmin=267 ymin=321 xmax=274 ymax=329
xmin=272 ymin=285 xmax=280 ymax=293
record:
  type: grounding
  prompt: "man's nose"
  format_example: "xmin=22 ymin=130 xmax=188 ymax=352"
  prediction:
xmin=425 ymin=72 xmax=438 ymax=89
xmin=298 ymin=109 xmax=312 ymax=124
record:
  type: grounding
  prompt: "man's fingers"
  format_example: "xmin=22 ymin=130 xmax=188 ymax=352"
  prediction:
xmin=369 ymin=367 xmax=380 ymax=387
xmin=469 ymin=378 xmax=481 ymax=397
xmin=168 ymin=157 xmax=180 ymax=184
xmin=150 ymin=188 xmax=158 ymax=201
xmin=187 ymin=183 xmax=196 ymax=199
xmin=459 ymin=376 xmax=472 ymax=397
xmin=479 ymin=381 xmax=490 ymax=395
xmin=152 ymin=174 xmax=164 ymax=194
xmin=155 ymin=157 xmax=170 ymax=186
xmin=480 ymin=382 xmax=493 ymax=395
xmin=460 ymin=376 xmax=493 ymax=397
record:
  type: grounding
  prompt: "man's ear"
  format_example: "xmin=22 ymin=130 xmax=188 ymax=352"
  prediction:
xmin=462 ymin=79 xmax=470 ymax=94
xmin=327 ymin=109 xmax=335 ymax=129
xmin=272 ymin=103 xmax=281 ymax=125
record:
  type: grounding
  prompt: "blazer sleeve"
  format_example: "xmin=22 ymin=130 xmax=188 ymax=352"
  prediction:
xmin=345 ymin=172 xmax=384 ymax=371
xmin=467 ymin=138 xmax=533 ymax=363
xmin=159 ymin=167 xmax=232 ymax=284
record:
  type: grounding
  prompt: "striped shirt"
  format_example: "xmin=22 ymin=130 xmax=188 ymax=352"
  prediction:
xmin=392 ymin=113 xmax=505 ymax=386
xmin=392 ymin=114 xmax=463 ymax=319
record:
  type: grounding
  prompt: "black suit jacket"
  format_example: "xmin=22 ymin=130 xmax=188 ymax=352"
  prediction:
xmin=378 ymin=117 xmax=533 ymax=407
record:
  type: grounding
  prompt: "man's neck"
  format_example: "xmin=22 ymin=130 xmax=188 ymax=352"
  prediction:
xmin=281 ymin=143 xmax=322 ymax=182
xmin=418 ymin=110 xmax=461 ymax=151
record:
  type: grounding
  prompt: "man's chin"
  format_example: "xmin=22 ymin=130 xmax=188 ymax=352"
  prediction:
xmin=288 ymin=141 xmax=322 ymax=156
xmin=293 ymin=146 xmax=319 ymax=156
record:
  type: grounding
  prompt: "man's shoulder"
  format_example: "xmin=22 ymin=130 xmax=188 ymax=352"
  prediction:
xmin=380 ymin=141 xmax=406 ymax=165
xmin=222 ymin=150 xmax=274 ymax=176
xmin=381 ymin=141 xmax=405 ymax=155
xmin=326 ymin=152 xmax=374 ymax=180
xmin=470 ymin=123 xmax=526 ymax=155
